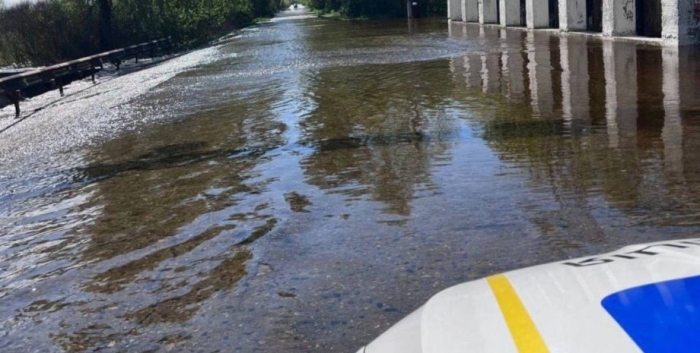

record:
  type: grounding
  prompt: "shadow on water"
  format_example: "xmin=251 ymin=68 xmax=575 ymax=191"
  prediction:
xmin=481 ymin=120 xmax=570 ymax=140
xmin=54 ymin=249 xmax=253 ymax=352
xmin=76 ymin=142 xmax=275 ymax=184
xmin=301 ymin=131 xmax=429 ymax=151
xmin=123 ymin=249 xmax=252 ymax=326
xmin=76 ymin=134 xmax=283 ymax=265
xmin=77 ymin=132 xmax=446 ymax=186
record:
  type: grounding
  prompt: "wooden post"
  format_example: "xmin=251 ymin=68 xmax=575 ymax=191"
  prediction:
xmin=91 ymin=69 xmax=96 ymax=83
xmin=57 ymin=79 xmax=64 ymax=96
xmin=135 ymin=53 xmax=139 ymax=64
xmin=12 ymin=90 xmax=20 ymax=118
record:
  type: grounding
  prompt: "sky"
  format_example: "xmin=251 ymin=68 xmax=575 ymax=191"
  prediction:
xmin=4 ymin=0 xmax=37 ymax=7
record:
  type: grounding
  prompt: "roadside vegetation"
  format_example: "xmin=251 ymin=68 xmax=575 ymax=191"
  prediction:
xmin=0 ymin=0 xmax=281 ymax=66
xmin=302 ymin=0 xmax=446 ymax=19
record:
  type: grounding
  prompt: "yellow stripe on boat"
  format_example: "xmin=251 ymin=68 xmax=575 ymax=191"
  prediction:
xmin=487 ymin=274 xmax=550 ymax=353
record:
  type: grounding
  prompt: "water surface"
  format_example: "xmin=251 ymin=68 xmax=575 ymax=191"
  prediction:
xmin=2 ymin=7 xmax=700 ymax=353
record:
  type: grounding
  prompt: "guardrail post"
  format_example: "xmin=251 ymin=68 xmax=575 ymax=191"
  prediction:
xmin=135 ymin=53 xmax=139 ymax=64
xmin=58 ymin=78 xmax=64 ymax=96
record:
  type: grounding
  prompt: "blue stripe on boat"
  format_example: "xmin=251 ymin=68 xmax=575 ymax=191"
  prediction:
xmin=602 ymin=275 xmax=700 ymax=353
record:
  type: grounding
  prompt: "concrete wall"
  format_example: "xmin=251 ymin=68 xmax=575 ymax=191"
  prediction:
xmin=463 ymin=0 xmax=479 ymax=21
xmin=479 ymin=0 xmax=499 ymax=24
xmin=662 ymin=0 xmax=700 ymax=45
xmin=448 ymin=0 xmax=700 ymax=46
xmin=675 ymin=0 xmax=700 ymax=45
xmin=662 ymin=0 xmax=680 ymax=42
xmin=559 ymin=0 xmax=587 ymax=31
xmin=602 ymin=0 xmax=636 ymax=36
xmin=500 ymin=0 xmax=522 ymax=26
xmin=526 ymin=0 xmax=550 ymax=28
xmin=448 ymin=0 xmax=463 ymax=20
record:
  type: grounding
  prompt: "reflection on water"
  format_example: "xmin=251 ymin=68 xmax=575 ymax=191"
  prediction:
xmin=448 ymin=24 xmax=700 ymax=229
xmin=3 ymin=10 xmax=700 ymax=353
xmin=299 ymin=60 xmax=457 ymax=217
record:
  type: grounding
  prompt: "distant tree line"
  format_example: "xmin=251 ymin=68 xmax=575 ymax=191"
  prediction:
xmin=0 ymin=0 xmax=281 ymax=66
xmin=302 ymin=0 xmax=446 ymax=19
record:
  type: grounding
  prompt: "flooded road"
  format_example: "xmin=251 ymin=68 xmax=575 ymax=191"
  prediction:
xmin=2 ymin=6 xmax=700 ymax=352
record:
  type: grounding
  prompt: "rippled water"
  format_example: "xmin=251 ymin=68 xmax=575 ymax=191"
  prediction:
xmin=2 ymin=6 xmax=700 ymax=352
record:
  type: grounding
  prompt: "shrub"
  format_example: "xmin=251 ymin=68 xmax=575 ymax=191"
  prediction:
xmin=0 ymin=0 xmax=280 ymax=66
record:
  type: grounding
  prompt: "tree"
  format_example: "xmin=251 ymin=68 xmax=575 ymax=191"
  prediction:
xmin=98 ymin=0 xmax=112 ymax=50
xmin=0 ymin=0 xmax=282 ymax=66
xmin=305 ymin=0 xmax=445 ymax=18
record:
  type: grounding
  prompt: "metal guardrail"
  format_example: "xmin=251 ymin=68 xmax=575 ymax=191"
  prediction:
xmin=0 ymin=37 xmax=173 ymax=117
xmin=0 ymin=69 xmax=32 ymax=79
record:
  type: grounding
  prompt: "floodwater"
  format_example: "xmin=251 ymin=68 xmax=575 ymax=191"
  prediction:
xmin=2 ymin=5 xmax=700 ymax=352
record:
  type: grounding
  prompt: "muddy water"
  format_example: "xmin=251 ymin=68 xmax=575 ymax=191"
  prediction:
xmin=2 ymin=6 xmax=700 ymax=352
